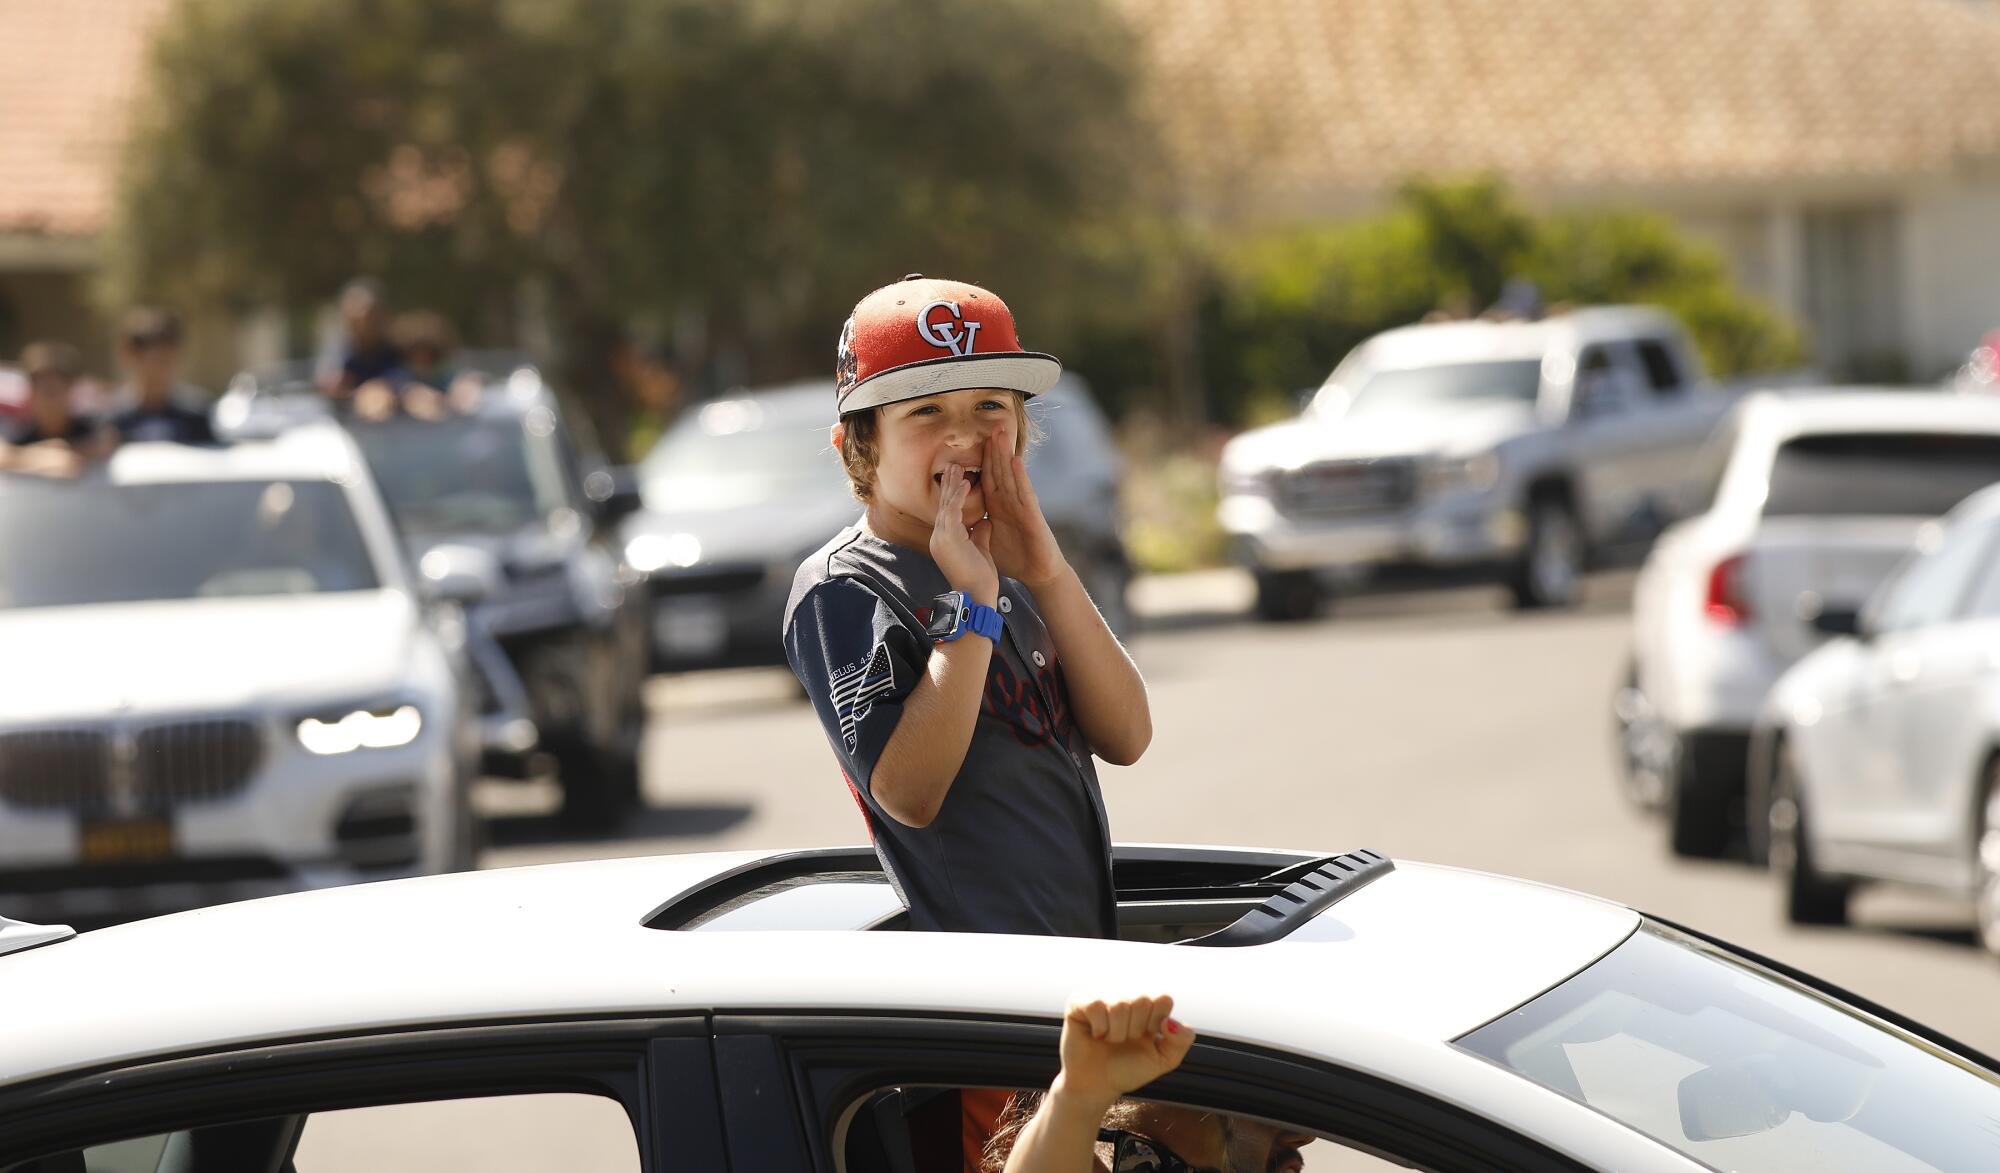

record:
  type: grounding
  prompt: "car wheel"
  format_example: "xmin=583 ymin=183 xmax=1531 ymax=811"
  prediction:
xmin=1977 ymin=762 xmax=2000 ymax=958
xmin=1612 ymin=659 xmax=1672 ymax=811
xmin=1771 ymin=744 xmax=1850 ymax=926
xmin=1666 ymin=733 xmax=1732 ymax=859
xmin=552 ymin=734 xmax=642 ymax=830
xmin=1509 ymin=497 xmax=1583 ymax=610
xmin=447 ymin=776 xmax=484 ymax=872
xmin=1253 ymin=569 xmax=1323 ymax=623
xmin=1078 ymin=547 xmax=1137 ymax=640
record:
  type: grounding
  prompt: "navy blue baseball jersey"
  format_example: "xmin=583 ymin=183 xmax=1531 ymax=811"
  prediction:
xmin=783 ymin=526 xmax=1116 ymax=938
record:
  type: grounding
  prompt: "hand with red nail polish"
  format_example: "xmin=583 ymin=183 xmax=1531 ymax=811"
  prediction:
xmin=1049 ymin=994 xmax=1195 ymax=1113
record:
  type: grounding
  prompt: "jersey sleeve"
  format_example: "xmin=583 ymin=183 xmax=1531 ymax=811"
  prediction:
xmin=784 ymin=577 xmax=929 ymax=786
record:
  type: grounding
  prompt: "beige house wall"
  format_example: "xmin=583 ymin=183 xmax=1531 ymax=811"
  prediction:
xmin=1902 ymin=178 xmax=2000 ymax=381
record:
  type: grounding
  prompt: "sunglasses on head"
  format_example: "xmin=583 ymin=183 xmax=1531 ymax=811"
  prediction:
xmin=1099 ymin=1127 xmax=1219 ymax=1173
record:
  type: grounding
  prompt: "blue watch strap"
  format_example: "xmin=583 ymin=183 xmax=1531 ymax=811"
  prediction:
xmin=963 ymin=602 xmax=1004 ymax=642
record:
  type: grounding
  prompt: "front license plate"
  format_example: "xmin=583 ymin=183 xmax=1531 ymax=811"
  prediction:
xmin=79 ymin=819 xmax=175 ymax=865
xmin=657 ymin=598 xmax=729 ymax=658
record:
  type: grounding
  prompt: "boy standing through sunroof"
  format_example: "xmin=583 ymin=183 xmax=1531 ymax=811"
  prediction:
xmin=783 ymin=274 xmax=1151 ymax=940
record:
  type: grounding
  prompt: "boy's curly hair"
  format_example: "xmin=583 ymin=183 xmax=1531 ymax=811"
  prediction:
xmin=836 ymin=391 xmax=1040 ymax=503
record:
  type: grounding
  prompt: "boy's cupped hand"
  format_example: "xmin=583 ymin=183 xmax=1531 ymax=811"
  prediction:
xmin=931 ymin=460 xmax=999 ymax=603
xmin=980 ymin=429 xmax=1067 ymax=589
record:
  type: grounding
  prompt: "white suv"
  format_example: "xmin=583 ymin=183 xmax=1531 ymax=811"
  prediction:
xmin=1620 ymin=391 xmax=2000 ymax=859
xmin=0 ymin=427 xmax=481 ymax=922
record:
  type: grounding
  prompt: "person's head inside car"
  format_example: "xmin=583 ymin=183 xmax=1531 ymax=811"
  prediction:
xmin=117 ymin=306 xmax=184 ymax=408
xmin=20 ymin=341 xmax=82 ymax=435
xmin=340 ymin=276 xmax=389 ymax=349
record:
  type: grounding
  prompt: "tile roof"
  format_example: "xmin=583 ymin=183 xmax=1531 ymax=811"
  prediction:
xmin=4 ymin=1 xmax=1999 ymax=237
xmin=0 ymin=0 xmax=175 ymax=237
xmin=1112 ymin=0 xmax=2000 ymax=216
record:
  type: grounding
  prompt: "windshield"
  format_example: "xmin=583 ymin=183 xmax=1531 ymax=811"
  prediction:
xmin=1764 ymin=432 xmax=2000 ymax=519
xmin=350 ymin=414 xmax=569 ymax=535
xmin=640 ymin=400 xmax=843 ymax=511
xmin=1459 ymin=922 xmax=2000 ymax=1172
xmin=0 ymin=478 xmax=379 ymax=608
xmin=1334 ymin=359 xmax=1543 ymax=418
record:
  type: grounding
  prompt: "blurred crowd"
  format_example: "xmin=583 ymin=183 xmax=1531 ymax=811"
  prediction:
xmin=0 ymin=277 xmax=684 ymax=478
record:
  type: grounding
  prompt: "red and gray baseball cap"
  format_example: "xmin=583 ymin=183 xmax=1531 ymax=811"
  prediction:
xmin=834 ymin=274 xmax=1061 ymax=417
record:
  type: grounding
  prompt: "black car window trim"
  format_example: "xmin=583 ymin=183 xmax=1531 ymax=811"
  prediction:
xmin=0 ymin=1015 xmax=711 ymax=1169
xmin=1637 ymin=914 xmax=2000 ymax=1077
xmin=713 ymin=1013 xmax=1594 ymax=1173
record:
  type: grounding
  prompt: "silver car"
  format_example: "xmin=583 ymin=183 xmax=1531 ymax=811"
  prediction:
xmin=1753 ymin=483 xmax=2000 ymax=952
xmin=624 ymin=376 xmax=1131 ymax=670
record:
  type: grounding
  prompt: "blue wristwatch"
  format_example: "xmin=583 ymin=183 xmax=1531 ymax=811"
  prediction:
xmin=925 ymin=591 xmax=1004 ymax=643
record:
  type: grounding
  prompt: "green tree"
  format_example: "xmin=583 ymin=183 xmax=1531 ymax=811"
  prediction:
xmin=107 ymin=0 xmax=1157 ymax=434
xmin=1196 ymin=178 xmax=1803 ymax=424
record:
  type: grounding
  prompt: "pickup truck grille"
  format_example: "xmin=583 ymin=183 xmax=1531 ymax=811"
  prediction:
xmin=1277 ymin=459 xmax=1416 ymax=517
xmin=0 ymin=718 xmax=264 ymax=816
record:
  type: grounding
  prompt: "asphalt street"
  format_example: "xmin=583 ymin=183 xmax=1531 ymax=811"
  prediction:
xmin=479 ymin=569 xmax=2000 ymax=1055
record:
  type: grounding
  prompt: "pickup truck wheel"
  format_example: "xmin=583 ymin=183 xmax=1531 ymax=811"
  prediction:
xmin=1977 ymin=763 xmax=2000 ymax=956
xmin=1509 ymin=498 xmax=1582 ymax=610
xmin=1253 ymin=569 xmax=1323 ymax=622
xmin=1771 ymin=745 xmax=1851 ymax=926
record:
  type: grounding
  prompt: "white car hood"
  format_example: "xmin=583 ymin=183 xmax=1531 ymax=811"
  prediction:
xmin=1227 ymin=402 xmax=1535 ymax=470
xmin=0 ymin=591 xmax=420 ymax=722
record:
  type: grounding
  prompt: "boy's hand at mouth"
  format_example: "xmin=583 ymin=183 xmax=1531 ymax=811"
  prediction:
xmin=980 ymin=430 xmax=1068 ymax=589
xmin=929 ymin=462 xmax=999 ymax=605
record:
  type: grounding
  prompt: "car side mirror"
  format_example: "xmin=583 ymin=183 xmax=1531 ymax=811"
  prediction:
xmin=1810 ymin=607 xmax=1865 ymax=639
xmin=584 ymin=465 xmax=644 ymax=522
xmin=418 ymin=543 xmax=505 ymax=605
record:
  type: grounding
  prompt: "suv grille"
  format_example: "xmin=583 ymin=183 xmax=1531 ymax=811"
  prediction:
xmin=0 ymin=718 xmax=264 ymax=815
xmin=650 ymin=564 xmax=765 ymax=597
xmin=1278 ymin=458 xmax=1416 ymax=516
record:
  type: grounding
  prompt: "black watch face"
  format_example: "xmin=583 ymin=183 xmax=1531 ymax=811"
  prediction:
xmin=924 ymin=596 xmax=963 ymax=638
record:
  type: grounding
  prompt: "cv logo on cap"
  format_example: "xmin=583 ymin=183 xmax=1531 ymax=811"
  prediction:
xmin=916 ymin=300 xmax=982 ymax=356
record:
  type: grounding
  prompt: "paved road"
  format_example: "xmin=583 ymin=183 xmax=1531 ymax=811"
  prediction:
xmin=480 ymin=569 xmax=1999 ymax=1054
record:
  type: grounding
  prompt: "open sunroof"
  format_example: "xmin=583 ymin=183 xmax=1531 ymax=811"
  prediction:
xmin=643 ymin=846 xmax=1393 ymax=943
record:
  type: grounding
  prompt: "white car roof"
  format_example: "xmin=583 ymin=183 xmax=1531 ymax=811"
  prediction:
xmin=1357 ymin=307 xmax=1681 ymax=371
xmin=101 ymin=423 xmax=366 ymax=486
xmin=0 ymin=848 xmax=1638 ymax=1089
xmin=1735 ymin=389 xmax=2000 ymax=439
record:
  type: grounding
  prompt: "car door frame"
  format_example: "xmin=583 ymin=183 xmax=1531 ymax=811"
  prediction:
xmin=709 ymin=1013 xmax=1681 ymax=1173
xmin=0 ymin=1016 xmax=724 ymax=1172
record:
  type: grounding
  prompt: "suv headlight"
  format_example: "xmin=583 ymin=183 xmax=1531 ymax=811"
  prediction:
xmin=1221 ymin=468 xmax=1276 ymax=498
xmin=296 ymin=703 xmax=425 ymax=755
xmin=1420 ymin=453 xmax=1501 ymax=496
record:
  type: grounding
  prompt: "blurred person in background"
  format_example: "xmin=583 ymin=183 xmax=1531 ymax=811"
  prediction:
xmin=0 ymin=341 xmax=114 ymax=476
xmin=109 ymin=307 xmax=215 ymax=445
xmin=612 ymin=335 xmax=684 ymax=461
xmin=352 ymin=310 xmax=483 ymax=421
xmin=318 ymin=276 xmax=402 ymax=399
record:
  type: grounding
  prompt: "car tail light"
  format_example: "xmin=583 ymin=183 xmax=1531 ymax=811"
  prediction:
xmin=1705 ymin=555 xmax=1751 ymax=626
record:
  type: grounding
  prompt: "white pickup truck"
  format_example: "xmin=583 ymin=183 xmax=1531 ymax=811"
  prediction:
xmin=1218 ymin=307 xmax=1733 ymax=619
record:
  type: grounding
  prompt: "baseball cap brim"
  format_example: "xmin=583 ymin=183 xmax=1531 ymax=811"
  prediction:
xmin=839 ymin=352 xmax=1061 ymax=416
